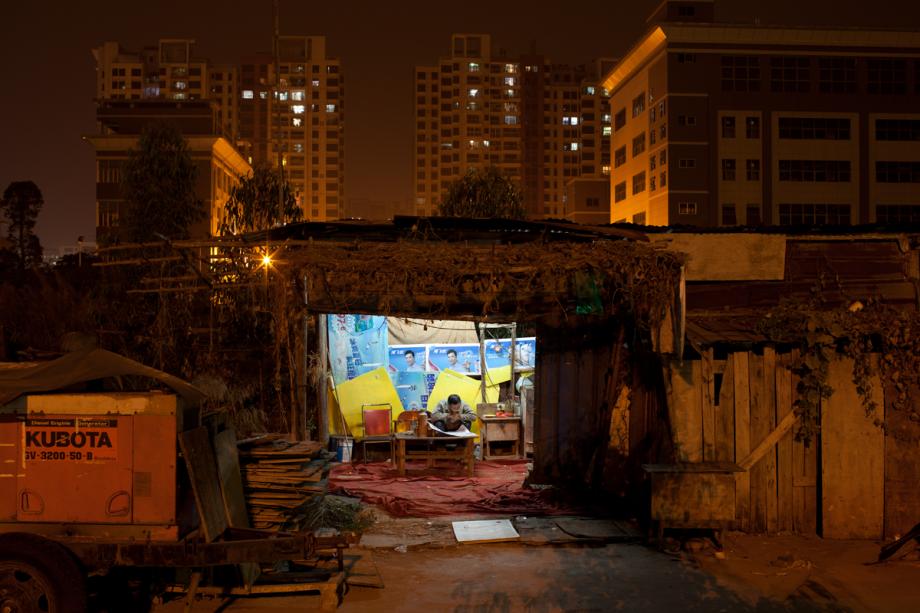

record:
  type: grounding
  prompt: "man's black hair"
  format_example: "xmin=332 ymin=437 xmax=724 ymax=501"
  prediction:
xmin=404 ymin=349 xmax=415 ymax=358
xmin=446 ymin=349 xmax=457 ymax=357
xmin=447 ymin=393 xmax=461 ymax=405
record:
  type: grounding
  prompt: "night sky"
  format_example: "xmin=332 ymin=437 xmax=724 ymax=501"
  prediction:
xmin=1 ymin=0 xmax=917 ymax=250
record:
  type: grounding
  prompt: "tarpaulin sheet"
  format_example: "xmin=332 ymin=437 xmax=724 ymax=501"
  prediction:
xmin=329 ymin=460 xmax=569 ymax=517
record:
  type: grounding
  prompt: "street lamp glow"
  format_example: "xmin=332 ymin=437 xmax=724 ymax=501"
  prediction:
xmin=262 ymin=254 xmax=272 ymax=267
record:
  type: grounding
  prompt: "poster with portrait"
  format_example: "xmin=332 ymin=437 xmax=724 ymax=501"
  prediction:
xmin=327 ymin=314 xmax=389 ymax=385
xmin=388 ymin=345 xmax=427 ymax=373
xmin=427 ymin=344 xmax=480 ymax=374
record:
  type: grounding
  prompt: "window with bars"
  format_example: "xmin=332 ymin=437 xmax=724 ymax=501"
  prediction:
xmin=770 ymin=56 xmax=810 ymax=93
xmin=678 ymin=201 xmax=697 ymax=215
xmin=867 ymin=59 xmax=908 ymax=94
xmin=876 ymin=161 xmax=920 ymax=183
xmin=877 ymin=204 xmax=920 ymax=223
xmin=632 ymin=133 xmax=646 ymax=157
xmin=746 ymin=117 xmax=760 ymax=139
xmin=721 ymin=56 xmax=760 ymax=92
xmin=614 ymin=181 xmax=627 ymax=202
xmin=632 ymin=171 xmax=646 ymax=195
xmin=779 ymin=160 xmax=851 ymax=182
xmin=818 ymin=58 xmax=857 ymax=94
xmin=746 ymin=205 xmax=762 ymax=226
xmin=722 ymin=204 xmax=737 ymax=225
xmin=746 ymin=159 xmax=761 ymax=181
xmin=722 ymin=116 xmax=736 ymax=138
xmin=876 ymin=119 xmax=920 ymax=141
xmin=778 ymin=117 xmax=850 ymax=140
xmin=779 ymin=204 xmax=851 ymax=225
xmin=721 ymin=159 xmax=736 ymax=181
xmin=614 ymin=146 xmax=627 ymax=167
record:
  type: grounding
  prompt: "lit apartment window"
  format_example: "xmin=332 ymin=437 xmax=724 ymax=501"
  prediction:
xmin=325 ymin=104 xmax=336 ymax=113
xmin=602 ymin=164 xmax=610 ymax=175
xmin=504 ymin=115 xmax=518 ymax=125
xmin=603 ymin=126 xmax=611 ymax=136
xmin=504 ymin=77 xmax=516 ymax=86
xmin=779 ymin=204 xmax=851 ymax=225
xmin=292 ymin=104 xmax=305 ymax=114
xmin=602 ymin=113 xmax=612 ymax=124
xmin=174 ymin=80 xmax=187 ymax=90
xmin=292 ymin=117 xmax=302 ymax=127
xmin=259 ymin=91 xmax=268 ymax=99
xmin=722 ymin=159 xmax=736 ymax=180
xmin=468 ymin=62 xmax=480 ymax=72
xmin=312 ymin=79 xmax=320 ymax=87
xmin=585 ymin=86 xmax=596 ymax=95
xmin=678 ymin=202 xmax=697 ymax=215
xmin=505 ymin=63 xmax=517 ymax=73
xmin=632 ymin=171 xmax=646 ymax=195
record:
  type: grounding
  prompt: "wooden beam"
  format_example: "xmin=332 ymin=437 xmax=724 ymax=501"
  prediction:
xmin=738 ymin=409 xmax=798 ymax=472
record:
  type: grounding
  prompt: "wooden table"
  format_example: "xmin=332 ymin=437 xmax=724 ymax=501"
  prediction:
xmin=480 ymin=416 xmax=522 ymax=459
xmin=395 ymin=433 xmax=476 ymax=477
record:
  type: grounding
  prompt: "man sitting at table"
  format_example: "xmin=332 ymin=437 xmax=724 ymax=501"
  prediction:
xmin=430 ymin=394 xmax=476 ymax=432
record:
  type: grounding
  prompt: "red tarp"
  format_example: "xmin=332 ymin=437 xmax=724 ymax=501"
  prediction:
xmin=329 ymin=460 xmax=570 ymax=517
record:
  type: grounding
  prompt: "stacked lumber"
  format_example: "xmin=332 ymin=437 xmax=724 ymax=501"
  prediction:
xmin=237 ymin=436 xmax=331 ymax=530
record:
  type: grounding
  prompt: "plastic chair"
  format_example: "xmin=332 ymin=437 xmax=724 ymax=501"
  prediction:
xmin=360 ymin=404 xmax=394 ymax=464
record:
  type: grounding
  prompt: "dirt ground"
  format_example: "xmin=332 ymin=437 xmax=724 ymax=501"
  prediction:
xmin=693 ymin=532 xmax=920 ymax=613
xmin=155 ymin=519 xmax=920 ymax=612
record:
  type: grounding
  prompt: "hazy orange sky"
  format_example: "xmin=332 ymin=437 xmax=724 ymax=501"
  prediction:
xmin=1 ymin=0 xmax=918 ymax=249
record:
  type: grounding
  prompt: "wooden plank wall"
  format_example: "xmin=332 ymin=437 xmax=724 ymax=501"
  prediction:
xmin=883 ymin=383 xmax=920 ymax=538
xmin=822 ymin=358 xmax=885 ymax=539
xmin=667 ymin=349 xmax=818 ymax=534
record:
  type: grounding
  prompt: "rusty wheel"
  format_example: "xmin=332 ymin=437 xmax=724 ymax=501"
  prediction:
xmin=0 ymin=535 xmax=86 ymax=613
xmin=0 ymin=560 xmax=56 ymax=612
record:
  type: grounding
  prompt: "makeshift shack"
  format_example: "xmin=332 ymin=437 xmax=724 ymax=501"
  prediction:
xmin=623 ymin=230 xmax=920 ymax=539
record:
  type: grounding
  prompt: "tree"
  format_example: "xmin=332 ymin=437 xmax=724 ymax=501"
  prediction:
xmin=0 ymin=181 xmax=44 ymax=270
xmin=121 ymin=122 xmax=204 ymax=243
xmin=439 ymin=167 xmax=525 ymax=220
xmin=220 ymin=164 xmax=302 ymax=235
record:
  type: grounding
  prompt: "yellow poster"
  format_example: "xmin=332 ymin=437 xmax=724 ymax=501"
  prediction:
xmin=333 ymin=368 xmax=404 ymax=438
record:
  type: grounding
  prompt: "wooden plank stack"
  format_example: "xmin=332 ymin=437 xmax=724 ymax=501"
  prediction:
xmin=237 ymin=435 xmax=331 ymax=530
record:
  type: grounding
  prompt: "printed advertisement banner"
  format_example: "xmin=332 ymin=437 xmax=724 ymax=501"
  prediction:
xmin=428 ymin=344 xmax=480 ymax=374
xmin=391 ymin=371 xmax=429 ymax=412
xmin=388 ymin=345 xmax=427 ymax=373
xmin=482 ymin=337 xmax=537 ymax=371
xmin=327 ymin=315 xmax=388 ymax=385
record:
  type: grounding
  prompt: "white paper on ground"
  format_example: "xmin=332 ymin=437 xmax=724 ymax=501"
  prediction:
xmin=452 ymin=519 xmax=520 ymax=543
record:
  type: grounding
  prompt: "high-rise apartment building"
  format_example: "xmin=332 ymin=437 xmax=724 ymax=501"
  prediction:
xmin=413 ymin=35 xmax=613 ymax=219
xmin=604 ymin=0 xmax=920 ymax=227
xmin=237 ymin=37 xmax=345 ymax=221
xmin=92 ymin=35 xmax=345 ymax=224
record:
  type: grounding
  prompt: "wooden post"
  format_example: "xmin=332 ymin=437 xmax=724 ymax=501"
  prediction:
xmin=776 ymin=352 xmax=794 ymax=532
xmin=701 ymin=349 xmax=716 ymax=462
xmin=733 ymin=351 xmax=751 ymax=532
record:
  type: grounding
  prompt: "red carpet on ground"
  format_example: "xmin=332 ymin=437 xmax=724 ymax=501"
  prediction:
xmin=328 ymin=460 xmax=569 ymax=517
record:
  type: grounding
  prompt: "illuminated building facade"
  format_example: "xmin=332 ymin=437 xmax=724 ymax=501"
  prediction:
xmin=413 ymin=34 xmax=614 ymax=220
xmin=605 ymin=0 xmax=920 ymax=226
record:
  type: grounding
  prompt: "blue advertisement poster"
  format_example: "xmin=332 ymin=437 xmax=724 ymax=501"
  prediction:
xmin=514 ymin=337 xmax=537 ymax=370
xmin=483 ymin=339 xmax=511 ymax=370
xmin=327 ymin=314 xmax=388 ymax=384
xmin=388 ymin=345 xmax=427 ymax=373
xmin=391 ymin=371 xmax=429 ymax=412
xmin=483 ymin=337 xmax=537 ymax=370
xmin=428 ymin=344 xmax=480 ymax=374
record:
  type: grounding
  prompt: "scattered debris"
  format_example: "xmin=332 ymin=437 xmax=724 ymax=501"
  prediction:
xmin=876 ymin=521 xmax=920 ymax=563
